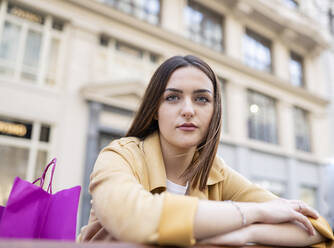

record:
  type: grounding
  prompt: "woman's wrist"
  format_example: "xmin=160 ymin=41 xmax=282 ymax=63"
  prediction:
xmin=240 ymin=202 xmax=263 ymax=225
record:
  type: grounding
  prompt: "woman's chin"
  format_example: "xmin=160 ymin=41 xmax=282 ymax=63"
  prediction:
xmin=175 ymin=141 xmax=200 ymax=150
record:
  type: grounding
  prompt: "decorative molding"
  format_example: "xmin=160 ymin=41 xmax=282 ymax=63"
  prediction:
xmin=80 ymin=80 xmax=145 ymax=111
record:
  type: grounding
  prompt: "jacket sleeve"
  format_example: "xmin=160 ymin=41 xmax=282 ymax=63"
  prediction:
xmin=221 ymin=161 xmax=334 ymax=247
xmin=89 ymin=145 xmax=198 ymax=246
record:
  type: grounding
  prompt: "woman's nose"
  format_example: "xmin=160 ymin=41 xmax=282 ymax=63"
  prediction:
xmin=181 ymin=99 xmax=195 ymax=119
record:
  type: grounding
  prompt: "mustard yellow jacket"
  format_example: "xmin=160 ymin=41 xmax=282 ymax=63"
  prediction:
xmin=78 ymin=131 xmax=334 ymax=247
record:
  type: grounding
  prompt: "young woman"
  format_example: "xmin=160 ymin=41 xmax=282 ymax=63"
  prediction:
xmin=78 ymin=55 xmax=333 ymax=247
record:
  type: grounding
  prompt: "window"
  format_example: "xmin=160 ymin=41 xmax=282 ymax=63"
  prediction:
xmin=294 ymin=107 xmax=311 ymax=152
xmin=184 ymin=0 xmax=223 ymax=51
xmin=283 ymin=0 xmax=299 ymax=9
xmin=0 ymin=1 xmax=64 ymax=86
xmin=98 ymin=35 xmax=160 ymax=63
xmin=299 ymin=185 xmax=317 ymax=209
xmin=243 ymin=29 xmax=272 ymax=73
xmin=248 ymin=90 xmax=278 ymax=144
xmin=95 ymin=35 xmax=161 ymax=81
xmin=97 ymin=0 xmax=160 ymax=25
xmin=0 ymin=116 xmax=52 ymax=206
xmin=218 ymin=77 xmax=228 ymax=133
xmin=115 ymin=41 xmax=143 ymax=58
xmin=290 ymin=52 xmax=304 ymax=87
xmin=254 ymin=179 xmax=286 ymax=197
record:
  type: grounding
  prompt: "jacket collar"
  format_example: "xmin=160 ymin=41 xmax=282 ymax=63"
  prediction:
xmin=142 ymin=131 xmax=224 ymax=192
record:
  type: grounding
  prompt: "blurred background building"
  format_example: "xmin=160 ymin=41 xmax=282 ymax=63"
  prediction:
xmin=0 ymin=0 xmax=333 ymax=230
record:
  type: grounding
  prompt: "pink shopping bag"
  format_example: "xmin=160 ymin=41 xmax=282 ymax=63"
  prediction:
xmin=0 ymin=158 xmax=81 ymax=240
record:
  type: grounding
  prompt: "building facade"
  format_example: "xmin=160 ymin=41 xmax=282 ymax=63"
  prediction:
xmin=0 ymin=0 xmax=332 ymax=229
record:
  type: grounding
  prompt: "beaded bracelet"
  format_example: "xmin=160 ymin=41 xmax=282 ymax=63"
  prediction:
xmin=227 ymin=200 xmax=247 ymax=227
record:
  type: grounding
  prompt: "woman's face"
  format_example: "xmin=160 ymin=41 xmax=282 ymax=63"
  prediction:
xmin=157 ymin=66 xmax=214 ymax=152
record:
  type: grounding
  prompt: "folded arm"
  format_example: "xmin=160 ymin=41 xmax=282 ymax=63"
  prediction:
xmin=194 ymin=198 xmax=322 ymax=244
xmin=199 ymin=222 xmax=325 ymax=247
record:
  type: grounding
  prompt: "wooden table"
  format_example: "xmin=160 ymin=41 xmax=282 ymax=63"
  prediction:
xmin=0 ymin=239 xmax=287 ymax=248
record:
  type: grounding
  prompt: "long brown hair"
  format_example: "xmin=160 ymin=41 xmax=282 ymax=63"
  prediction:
xmin=126 ymin=55 xmax=222 ymax=191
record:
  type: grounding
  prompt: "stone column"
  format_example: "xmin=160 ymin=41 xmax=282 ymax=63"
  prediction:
xmin=226 ymin=82 xmax=248 ymax=144
xmin=224 ymin=15 xmax=244 ymax=61
xmin=160 ymin=0 xmax=186 ymax=35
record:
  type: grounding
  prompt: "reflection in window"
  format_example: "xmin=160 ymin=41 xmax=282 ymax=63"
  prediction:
xmin=248 ymin=90 xmax=278 ymax=144
xmin=290 ymin=52 xmax=304 ymax=87
xmin=184 ymin=0 xmax=223 ymax=51
xmin=0 ymin=145 xmax=29 ymax=205
xmin=300 ymin=185 xmax=317 ymax=209
xmin=98 ymin=0 xmax=160 ymax=25
xmin=294 ymin=107 xmax=311 ymax=152
xmin=243 ymin=29 xmax=272 ymax=73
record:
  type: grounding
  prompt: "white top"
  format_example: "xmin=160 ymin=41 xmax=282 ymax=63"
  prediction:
xmin=166 ymin=179 xmax=188 ymax=195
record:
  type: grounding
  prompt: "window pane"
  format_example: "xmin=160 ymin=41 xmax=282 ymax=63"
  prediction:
xmin=34 ymin=150 xmax=48 ymax=180
xmin=99 ymin=0 xmax=160 ymax=25
xmin=243 ymin=29 xmax=272 ymax=73
xmin=21 ymin=29 xmax=42 ymax=81
xmin=184 ymin=0 xmax=223 ymax=51
xmin=0 ymin=21 xmax=21 ymax=76
xmin=39 ymin=124 xmax=51 ymax=142
xmin=290 ymin=52 xmax=304 ymax=87
xmin=248 ymin=90 xmax=278 ymax=144
xmin=294 ymin=107 xmax=311 ymax=152
xmin=0 ymin=145 xmax=29 ymax=205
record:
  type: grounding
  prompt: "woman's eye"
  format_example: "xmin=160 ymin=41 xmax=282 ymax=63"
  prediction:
xmin=196 ymin=96 xmax=209 ymax=103
xmin=166 ymin=95 xmax=179 ymax=101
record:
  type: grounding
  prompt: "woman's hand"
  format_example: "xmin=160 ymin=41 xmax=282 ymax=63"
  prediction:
xmin=256 ymin=198 xmax=319 ymax=235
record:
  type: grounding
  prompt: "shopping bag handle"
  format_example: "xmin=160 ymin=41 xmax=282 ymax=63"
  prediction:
xmin=32 ymin=158 xmax=57 ymax=194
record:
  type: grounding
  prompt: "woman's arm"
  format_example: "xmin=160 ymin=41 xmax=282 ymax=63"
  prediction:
xmin=199 ymin=222 xmax=325 ymax=247
xmin=194 ymin=198 xmax=319 ymax=240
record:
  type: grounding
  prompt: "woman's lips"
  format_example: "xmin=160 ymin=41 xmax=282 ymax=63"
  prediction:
xmin=178 ymin=123 xmax=198 ymax=131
